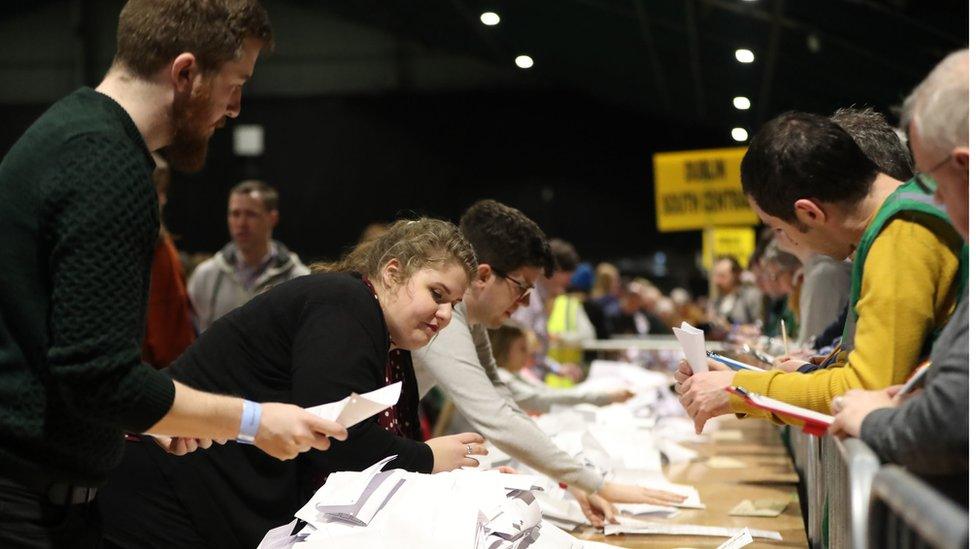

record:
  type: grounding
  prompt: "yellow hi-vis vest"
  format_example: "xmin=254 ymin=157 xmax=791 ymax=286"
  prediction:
xmin=547 ymin=294 xmax=583 ymax=365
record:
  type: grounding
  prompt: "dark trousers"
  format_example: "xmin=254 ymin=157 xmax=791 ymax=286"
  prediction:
xmin=0 ymin=476 xmax=101 ymax=549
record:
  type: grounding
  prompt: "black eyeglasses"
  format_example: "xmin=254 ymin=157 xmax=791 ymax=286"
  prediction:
xmin=914 ymin=154 xmax=952 ymax=195
xmin=490 ymin=266 xmax=534 ymax=300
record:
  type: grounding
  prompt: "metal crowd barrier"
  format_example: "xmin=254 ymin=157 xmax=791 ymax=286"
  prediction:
xmin=824 ymin=436 xmax=880 ymax=549
xmin=868 ymin=466 xmax=968 ymax=549
xmin=786 ymin=427 xmax=823 ymax=548
xmin=786 ymin=429 xmax=881 ymax=549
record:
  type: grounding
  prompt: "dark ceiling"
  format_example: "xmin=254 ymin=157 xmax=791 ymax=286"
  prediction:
xmin=309 ymin=0 xmax=967 ymax=132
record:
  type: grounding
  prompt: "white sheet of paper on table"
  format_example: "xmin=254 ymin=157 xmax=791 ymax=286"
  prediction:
xmin=304 ymin=381 xmax=403 ymax=428
xmin=717 ymin=527 xmax=755 ymax=549
xmin=603 ymin=522 xmax=781 ymax=541
xmin=615 ymin=504 xmax=680 ymax=519
xmin=672 ymin=322 xmax=707 ymax=374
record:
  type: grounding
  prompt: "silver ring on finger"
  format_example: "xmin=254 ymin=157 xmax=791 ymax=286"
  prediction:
xmin=465 ymin=444 xmax=472 ymax=455
xmin=832 ymin=396 xmax=845 ymax=410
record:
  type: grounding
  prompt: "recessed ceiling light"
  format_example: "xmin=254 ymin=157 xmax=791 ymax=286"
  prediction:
xmin=733 ymin=96 xmax=751 ymax=110
xmin=731 ymin=127 xmax=749 ymax=142
xmin=735 ymin=49 xmax=755 ymax=63
xmin=480 ymin=11 xmax=500 ymax=26
xmin=515 ymin=55 xmax=534 ymax=69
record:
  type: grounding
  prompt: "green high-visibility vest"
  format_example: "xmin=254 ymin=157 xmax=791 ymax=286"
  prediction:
xmin=840 ymin=178 xmax=967 ymax=353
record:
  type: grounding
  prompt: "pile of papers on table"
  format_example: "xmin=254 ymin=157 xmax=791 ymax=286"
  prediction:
xmin=258 ymin=455 xmax=617 ymax=549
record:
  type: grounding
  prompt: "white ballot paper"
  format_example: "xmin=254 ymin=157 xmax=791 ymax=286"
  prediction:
xmin=717 ymin=527 xmax=755 ymax=549
xmin=603 ymin=522 xmax=781 ymax=541
xmin=305 ymin=382 xmax=402 ymax=428
xmin=296 ymin=455 xmax=402 ymax=528
xmin=672 ymin=322 xmax=707 ymax=374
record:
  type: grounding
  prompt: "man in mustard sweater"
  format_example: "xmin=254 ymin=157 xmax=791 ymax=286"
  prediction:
xmin=675 ymin=111 xmax=964 ymax=433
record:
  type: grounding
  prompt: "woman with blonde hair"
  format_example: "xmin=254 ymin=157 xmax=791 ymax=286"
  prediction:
xmin=98 ymin=218 xmax=487 ymax=548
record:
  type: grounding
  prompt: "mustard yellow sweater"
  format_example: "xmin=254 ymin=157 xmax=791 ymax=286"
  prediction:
xmin=731 ymin=212 xmax=961 ymax=421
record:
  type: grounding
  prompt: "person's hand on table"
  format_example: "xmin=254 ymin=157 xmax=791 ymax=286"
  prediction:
xmin=674 ymin=365 xmax=736 ymax=433
xmin=827 ymin=388 xmax=896 ymax=438
xmin=426 ymin=432 xmax=488 ymax=472
xmin=598 ymin=481 xmax=686 ymax=506
xmin=568 ymin=487 xmax=617 ymax=527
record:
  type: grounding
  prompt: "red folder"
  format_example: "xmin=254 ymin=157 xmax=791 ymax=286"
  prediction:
xmin=725 ymin=386 xmax=834 ymax=436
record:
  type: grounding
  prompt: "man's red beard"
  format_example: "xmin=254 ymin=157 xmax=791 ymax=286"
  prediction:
xmin=160 ymin=81 xmax=219 ymax=173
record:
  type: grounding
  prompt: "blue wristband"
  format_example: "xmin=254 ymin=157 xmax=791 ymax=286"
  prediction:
xmin=237 ymin=400 xmax=262 ymax=444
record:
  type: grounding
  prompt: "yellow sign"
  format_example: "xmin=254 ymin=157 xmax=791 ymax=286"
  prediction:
xmin=653 ymin=147 xmax=758 ymax=232
xmin=702 ymin=226 xmax=756 ymax=272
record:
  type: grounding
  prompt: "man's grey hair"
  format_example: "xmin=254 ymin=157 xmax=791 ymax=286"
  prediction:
xmin=900 ymin=49 xmax=969 ymax=155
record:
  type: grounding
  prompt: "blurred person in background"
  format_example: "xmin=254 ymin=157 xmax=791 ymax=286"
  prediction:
xmin=188 ymin=180 xmax=310 ymax=332
xmin=758 ymin=243 xmax=802 ymax=341
xmin=488 ymin=323 xmax=632 ymax=415
xmin=512 ymin=238 xmax=585 ymax=382
xmin=142 ymin=153 xmax=196 ymax=369
xmin=610 ymin=280 xmax=667 ymax=336
xmin=590 ymin=262 xmax=622 ymax=319
xmin=670 ymin=287 xmax=706 ymax=327
xmin=705 ymin=255 xmax=762 ymax=338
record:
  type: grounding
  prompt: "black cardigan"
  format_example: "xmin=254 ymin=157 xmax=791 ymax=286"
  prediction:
xmin=98 ymin=272 xmax=433 ymax=548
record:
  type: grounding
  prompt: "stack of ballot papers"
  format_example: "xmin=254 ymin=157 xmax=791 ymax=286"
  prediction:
xmin=259 ymin=457 xmax=617 ymax=549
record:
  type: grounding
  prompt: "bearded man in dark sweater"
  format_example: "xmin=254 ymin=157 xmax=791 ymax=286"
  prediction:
xmin=0 ymin=2 xmax=346 ymax=546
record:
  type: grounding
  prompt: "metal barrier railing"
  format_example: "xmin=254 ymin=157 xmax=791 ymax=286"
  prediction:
xmin=787 ymin=429 xmax=881 ymax=549
xmin=868 ymin=466 xmax=968 ymax=549
xmin=824 ymin=436 xmax=880 ymax=549
xmin=786 ymin=427 xmax=822 ymax=548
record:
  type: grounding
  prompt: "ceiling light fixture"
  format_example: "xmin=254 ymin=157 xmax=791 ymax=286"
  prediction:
xmin=480 ymin=12 xmax=500 ymax=26
xmin=735 ymin=49 xmax=755 ymax=63
xmin=515 ymin=55 xmax=534 ymax=69
xmin=731 ymin=127 xmax=749 ymax=142
xmin=733 ymin=96 xmax=751 ymax=110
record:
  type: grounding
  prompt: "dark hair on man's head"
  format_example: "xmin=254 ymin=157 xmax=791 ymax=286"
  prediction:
xmin=830 ymin=107 xmax=915 ymax=181
xmin=740 ymin=111 xmax=879 ymax=223
xmin=548 ymin=239 xmax=580 ymax=273
xmin=114 ymin=0 xmax=273 ymax=79
xmin=459 ymin=199 xmax=555 ymax=277
xmin=230 ymin=179 xmax=278 ymax=211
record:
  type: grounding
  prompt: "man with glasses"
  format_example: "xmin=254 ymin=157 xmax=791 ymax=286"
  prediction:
xmin=413 ymin=199 xmax=686 ymax=526
xmin=674 ymin=111 xmax=965 ymax=433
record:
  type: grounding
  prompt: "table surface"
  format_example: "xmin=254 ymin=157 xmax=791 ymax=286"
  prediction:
xmin=573 ymin=417 xmax=808 ymax=548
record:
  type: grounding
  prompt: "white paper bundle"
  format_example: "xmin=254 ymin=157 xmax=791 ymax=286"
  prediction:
xmin=672 ymin=322 xmax=707 ymax=374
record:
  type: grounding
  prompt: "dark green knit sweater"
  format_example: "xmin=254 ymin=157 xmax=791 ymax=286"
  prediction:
xmin=0 ymin=88 xmax=176 ymax=487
